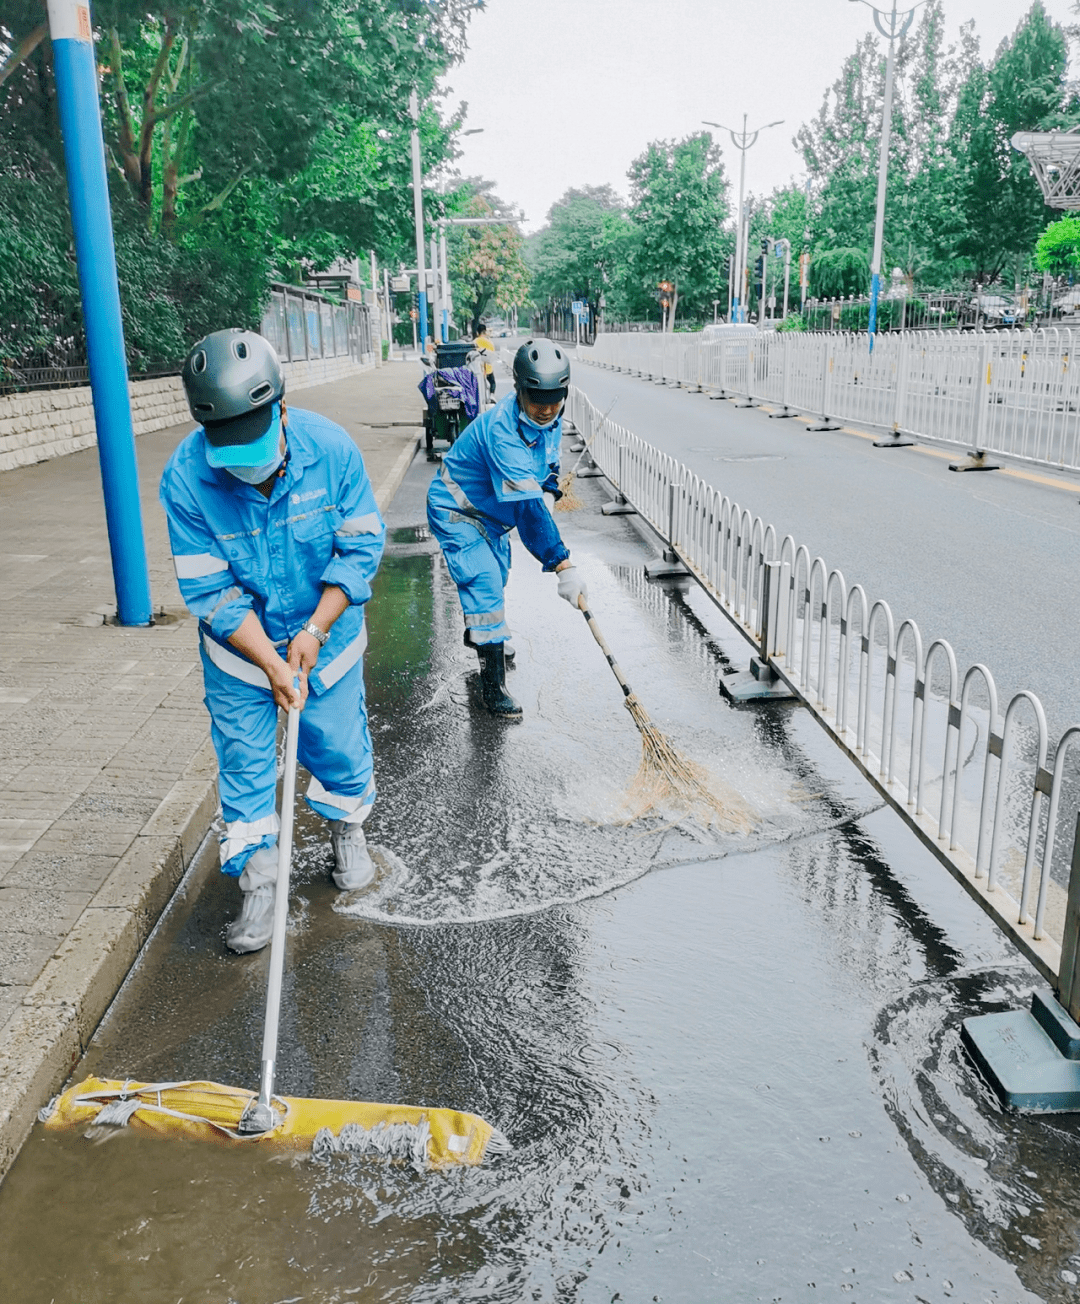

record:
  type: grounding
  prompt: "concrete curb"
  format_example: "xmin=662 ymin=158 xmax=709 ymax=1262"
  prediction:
xmin=374 ymin=432 xmax=421 ymax=512
xmin=0 ymin=739 xmax=218 ymax=1180
xmin=0 ymin=441 xmax=420 ymax=1184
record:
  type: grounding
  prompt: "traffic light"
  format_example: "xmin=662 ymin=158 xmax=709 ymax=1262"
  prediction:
xmin=754 ymin=256 xmax=765 ymax=295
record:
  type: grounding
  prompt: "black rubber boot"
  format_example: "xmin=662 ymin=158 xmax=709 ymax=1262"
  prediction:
xmin=477 ymin=643 xmax=522 ymax=717
xmin=465 ymin=627 xmax=515 ymax=666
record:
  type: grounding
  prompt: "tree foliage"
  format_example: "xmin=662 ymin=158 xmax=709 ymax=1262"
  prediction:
xmin=527 ymin=186 xmax=636 ymax=319
xmin=445 ymin=186 xmax=530 ymax=337
xmin=796 ymin=0 xmax=1072 ymax=293
xmin=0 ymin=0 xmax=481 ymax=370
xmin=1035 ymin=216 xmax=1080 ymax=275
xmin=626 ymin=133 xmax=731 ymax=327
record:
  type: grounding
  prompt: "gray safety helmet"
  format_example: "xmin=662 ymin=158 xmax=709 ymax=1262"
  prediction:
xmin=181 ymin=328 xmax=284 ymax=426
xmin=513 ymin=338 xmax=570 ymax=402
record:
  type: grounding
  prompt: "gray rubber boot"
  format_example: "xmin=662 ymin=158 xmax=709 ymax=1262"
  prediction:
xmin=226 ymin=844 xmax=278 ymax=954
xmin=330 ymin=820 xmax=375 ymax=890
xmin=477 ymin=643 xmax=522 ymax=717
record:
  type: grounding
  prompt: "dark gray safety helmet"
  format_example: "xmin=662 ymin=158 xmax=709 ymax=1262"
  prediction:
xmin=513 ymin=338 xmax=570 ymax=401
xmin=181 ymin=328 xmax=284 ymax=426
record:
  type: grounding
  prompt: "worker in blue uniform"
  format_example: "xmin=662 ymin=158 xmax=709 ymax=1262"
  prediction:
xmin=426 ymin=337 xmax=586 ymax=717
xmin=160 ymin=329 xmax=385 ymax=953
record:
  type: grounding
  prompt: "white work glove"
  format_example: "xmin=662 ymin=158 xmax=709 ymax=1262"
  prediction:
xmin=543 ymin=491 xmax=557 ymax=514
xmin=556 ymin=565 xmax=588 ymax=609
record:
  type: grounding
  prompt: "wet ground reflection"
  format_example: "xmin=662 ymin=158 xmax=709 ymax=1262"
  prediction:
xmin=0 ymin=454 xmax=1077 ymax=1301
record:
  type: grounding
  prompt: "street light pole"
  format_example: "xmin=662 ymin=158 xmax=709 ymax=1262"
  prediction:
xmin=850 ymin=0 xmax=923 ymax=350
xmin=408 ymin=89 xmax=428 ymax=353
xmin=703 ymin=115 xmax=783 ymax=324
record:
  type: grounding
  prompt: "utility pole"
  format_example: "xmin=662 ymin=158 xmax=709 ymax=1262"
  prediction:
xmin=47 ymin=0 xmax=151 ymax=625
xmin=408 ymin=89 xmax=428 ymax=352
xmin=703 ymin=114 xmax=783 ymax=325
xmin=850 ymin=0 xmax=924 ymax=350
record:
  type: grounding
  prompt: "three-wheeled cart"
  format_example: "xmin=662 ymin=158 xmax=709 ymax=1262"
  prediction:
xmin=419 ymin=341 xmax=482 ymax=462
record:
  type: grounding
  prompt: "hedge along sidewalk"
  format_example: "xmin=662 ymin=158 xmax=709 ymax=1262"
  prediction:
xmin=0 ymin=360 xmax=426 ymax=1181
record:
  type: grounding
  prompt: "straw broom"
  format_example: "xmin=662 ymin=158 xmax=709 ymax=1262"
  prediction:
xmin=556 ymin=398 xmax=617 ymax=512
xmin=576 ymin=597 xmax=753 ymax=834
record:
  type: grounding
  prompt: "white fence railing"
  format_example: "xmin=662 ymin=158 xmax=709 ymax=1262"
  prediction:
xmin=567 ymin=382 xmax=1080 ymax=1011
xmin=588 ymin=328 xmax=1080 ymax=472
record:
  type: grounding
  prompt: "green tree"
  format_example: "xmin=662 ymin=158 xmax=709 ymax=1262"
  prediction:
xmin=952 ymin=1 xmax=1071 ymax=283
xmin=1035 ymin=215 xmax=1080 ymax=274
xmin=810 ymin=247 xmax=871 ymax=298
xmin=0 ymin=0 xmax=483 ymax=370
xmin=446 ymin=190 xmax=530 ymax=337
xmin=526 ymin=186 xmax=637 ymax=322
xmin=626 ymin=131 xmax=731 ymax=328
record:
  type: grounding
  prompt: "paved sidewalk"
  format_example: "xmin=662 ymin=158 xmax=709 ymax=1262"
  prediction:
xmin=0 ymin=360 xmax=425 ymax=1178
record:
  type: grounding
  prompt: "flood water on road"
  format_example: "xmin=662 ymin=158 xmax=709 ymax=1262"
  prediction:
xmin=2 ymin=452 xmax=1080 ymax=1303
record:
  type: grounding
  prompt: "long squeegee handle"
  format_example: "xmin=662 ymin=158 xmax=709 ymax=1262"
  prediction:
xmin=257 ymin=700 xmax=301 ymax=1113
xmin=576 ymin=595 xmax=634 ymax=700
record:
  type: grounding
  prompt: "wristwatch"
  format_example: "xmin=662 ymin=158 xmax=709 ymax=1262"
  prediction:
xmin=302 ymin=622 xmax=329 ymax=646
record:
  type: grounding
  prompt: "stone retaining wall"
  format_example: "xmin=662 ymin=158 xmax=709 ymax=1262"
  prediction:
xmin=0 ymin=353 xmax=375 ymax=473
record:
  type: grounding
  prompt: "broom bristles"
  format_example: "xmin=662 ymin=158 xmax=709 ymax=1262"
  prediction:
xmin=555 ymin=472 xmax=583 ymax=512
xmin=621 ymin=694 xmax=753 ymax=834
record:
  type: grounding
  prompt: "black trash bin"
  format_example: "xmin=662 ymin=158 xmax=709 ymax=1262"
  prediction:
xmin=435 ymin=340 xmax=473 ymax=369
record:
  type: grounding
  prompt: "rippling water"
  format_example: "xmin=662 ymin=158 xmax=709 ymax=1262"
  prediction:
xmin=0 ymin=472 xmax=1076 ymax=1302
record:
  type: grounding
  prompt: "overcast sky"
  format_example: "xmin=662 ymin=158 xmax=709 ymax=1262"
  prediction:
xmin=440 ymin=0 xmax=1077 ymax=232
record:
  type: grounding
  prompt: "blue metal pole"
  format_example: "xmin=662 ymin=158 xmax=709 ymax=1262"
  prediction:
xmin=868 ymin=271 xmax=881 ymax=350
xmin=418 ymin=290 xmax=429 ymax=351
xmin=48 ymin=0 xmax=152 ymax=625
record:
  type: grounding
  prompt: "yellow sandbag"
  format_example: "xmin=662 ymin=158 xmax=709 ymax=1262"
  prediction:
xmin=40 ymin=1076 xmax=507 ymax=1168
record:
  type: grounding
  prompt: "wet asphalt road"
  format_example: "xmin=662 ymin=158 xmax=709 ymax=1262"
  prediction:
xmin=1 ymin=383 xmax=1080 ymax=1301
xmin=569 ymin=353 xmax=1080 ymax=743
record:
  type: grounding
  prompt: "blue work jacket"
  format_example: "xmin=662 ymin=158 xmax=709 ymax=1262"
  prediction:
xmin=159 ymin=408 xmax=385 ymax=696
xmin=429 ymin=393 xmax=569 ymax=570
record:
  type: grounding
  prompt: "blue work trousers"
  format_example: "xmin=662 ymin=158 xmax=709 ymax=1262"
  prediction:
xmin=426 ymin=502 xmax=511 ymax=645
xmin=201 ymin=646 xmax=375 ymax=876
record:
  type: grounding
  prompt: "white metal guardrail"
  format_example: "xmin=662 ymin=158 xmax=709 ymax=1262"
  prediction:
xmin=567 ymin=382 xmax=1080 ymax=1008
xmin=589 ymin=328 xmax=1080 ymax=473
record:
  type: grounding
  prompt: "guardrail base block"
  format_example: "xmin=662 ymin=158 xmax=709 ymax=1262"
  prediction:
xmin=644 ymin=550 xmax=690 ymax=580
xmin=576 ymin=466 xmax=606 ymax=479
xmin=874 ymin=432 xmax=914 ymax=448
xmin=568 ymin=442 xmax=586 ymax=453
xmin=807 ymin=418 xmax=841 ymax=431
xmin=708 ymin=393 xmax=729 ymax=401
xmin=769 ymin=408 xmax=798 ymax=420
xmin=720 ymin=658 xmax=796 ymax=703
xmin=601 ymin=496 xmax=637 ymax=516
xmin=949 ymin=451 xmax=1001 ymax=472
xmin=734 ymin=398 xmax=758 ymax=408
xmin=961 ymin=990 xmax=1080 ymax=1112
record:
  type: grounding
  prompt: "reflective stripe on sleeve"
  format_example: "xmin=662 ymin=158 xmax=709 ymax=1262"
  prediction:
xmin=439 ymin=463 xmax=476 ymax=512
xmin=335 ymin=513 xmax=382 ymax=537
xmin=173 ymin=552 xmax=229 ymax=579
xmin=502 ymin=477 xmax=541 ymax=495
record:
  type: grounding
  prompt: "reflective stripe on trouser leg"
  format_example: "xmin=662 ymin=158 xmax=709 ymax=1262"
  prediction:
xmin=426 ymin=504 xmax=511 ymax=644
xmin=297 ymin=658 xmax=376 ymax=824
xmin=200 ymin=644 xmax=280 ymax=876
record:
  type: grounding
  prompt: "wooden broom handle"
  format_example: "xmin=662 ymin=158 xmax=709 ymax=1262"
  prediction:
xmin=577 ymin=595 xmax=633 ymax=699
